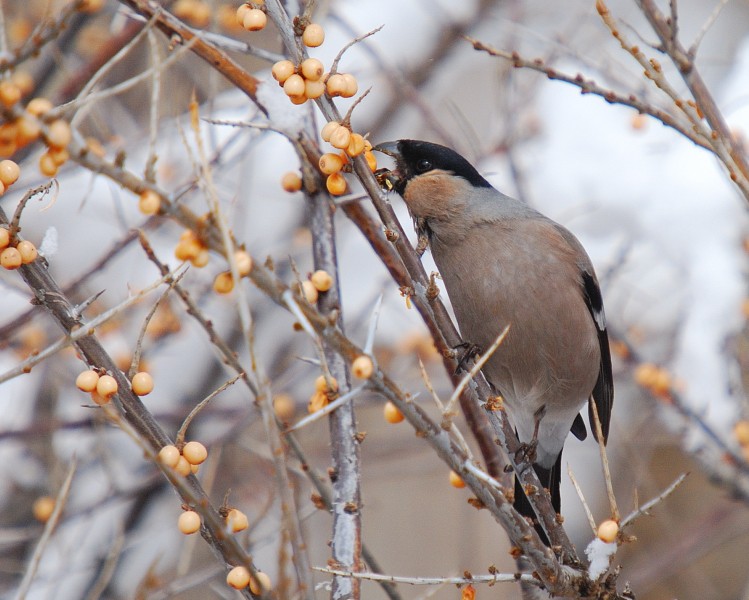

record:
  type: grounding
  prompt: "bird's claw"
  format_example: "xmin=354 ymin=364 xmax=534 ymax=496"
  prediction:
xmin=453 ymin=342 xmax=482 ymax=375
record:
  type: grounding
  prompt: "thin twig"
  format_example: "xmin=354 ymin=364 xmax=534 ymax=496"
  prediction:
xmin=621 ymin=473 xmax=688 ymax=528
xmin=443 ymin=325 xmax=509 ymax=419
xmin=0 ymin=265 xmax=188 ymax=385
xmin=15 ymin=458 xmax=77 ymax=600
xmin=176 ymin=375 xmax=242 ymax=446
xmin=590 ymin=396 xmax=620 ymax=521
xmin=313 ymin=567 xmax=539 ymax=587
xmin=284 ymin=384 xmax=367 ymax=433
xmin=329 ymin=25 xmax=384 ymax=75
xmin=567 ymin=464 xmax=597 ymax=534
xmin=687 ymin=0 xmax=729 ymax=56
xmin=128 ymin=267 xmax=186 ymax=379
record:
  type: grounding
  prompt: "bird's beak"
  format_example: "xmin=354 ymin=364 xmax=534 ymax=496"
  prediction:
xmin=372 ymin=141 xmax=403 ymax=192
xmin=372 ymin=141 xmax=400 ymax=158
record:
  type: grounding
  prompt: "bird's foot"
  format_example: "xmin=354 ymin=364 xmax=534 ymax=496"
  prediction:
xmin=453 ymin=342 xmax=482 ymax=375
xmin=514 ymin=440 xmax=538 ymax=466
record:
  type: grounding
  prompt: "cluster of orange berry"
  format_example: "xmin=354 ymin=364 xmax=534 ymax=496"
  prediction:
xmin=633 ymin=362 xmax=671 ymax=398
xmin=0 ymin=230 xmax=37 ymax=272
xmin=235 ymin=1 xmax=267 ymax=31
xmin=213 ymin=249 xmax=253 ymax=294
xmin=271 ymin=57 xmax=357 ymax=106
xmin=307 ymin=374 xmax=337 ymax=414
xmin=0 ymin=88 xmax=73 ymax=176
xmin=158 ymin=440 xmax=208 ymax=477
xmin=75 ymin=369 xmax=154 ymax=405
xmin=226 ymin=566 xmax=272 ymax=594
xmin=174 ymin=229 xmax=209 ymax=267
xmin=317 ymin=121 xmax=377 ymax=195
xmin=299 ymin=269 xmax=332 ymax=304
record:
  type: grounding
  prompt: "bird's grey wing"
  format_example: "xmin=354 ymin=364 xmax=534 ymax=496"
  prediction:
xmin=550 ymin=223 xmax=614 ymax=443
xmin=580 ymin=270 xmax=613 ymax=443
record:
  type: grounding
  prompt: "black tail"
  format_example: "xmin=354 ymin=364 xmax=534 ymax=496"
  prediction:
xmin=513 ymin=451 xmax=562 ymax=546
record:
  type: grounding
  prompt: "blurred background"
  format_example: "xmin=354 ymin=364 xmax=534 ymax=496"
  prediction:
xmin=1 ymin=0 xmax=749 ymax=598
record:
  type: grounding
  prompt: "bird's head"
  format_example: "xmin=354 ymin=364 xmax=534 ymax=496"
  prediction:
xmin=373 ymin=140 xmax=493 ymax=224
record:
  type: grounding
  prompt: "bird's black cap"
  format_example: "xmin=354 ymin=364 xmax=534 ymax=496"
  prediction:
xmin=374 ymin=139 xmax=492 ymax=194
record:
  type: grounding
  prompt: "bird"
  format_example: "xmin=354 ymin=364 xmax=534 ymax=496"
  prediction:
xmin=374 ymin=139 xmax=613 ymax=544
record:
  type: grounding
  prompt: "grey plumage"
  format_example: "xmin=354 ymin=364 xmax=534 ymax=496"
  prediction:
xmin=375 ymin=139 xmax=613 ymax=543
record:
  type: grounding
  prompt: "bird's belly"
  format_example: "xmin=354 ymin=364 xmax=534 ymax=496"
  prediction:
xmin=434 ymin=238 xmax=600 ymax=464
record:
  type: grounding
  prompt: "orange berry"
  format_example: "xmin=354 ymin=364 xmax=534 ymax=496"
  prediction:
xmin=310 ymin=269 xmax=333 ymax=292
xmin=226 ymin=508 xmax=249 ymax=533
xmin=90 ymin=391 xmax=110 ymax=406
xmin=273 ymin=393 xmax=296 ymax=421
xmin=26 ymin=97 xmax=53 ymax=117
xmin=383 ymin=401 xmax=404 ymax=424
xmin=326 ymin=172 xmax=346 ymax=196
xmin=0 ymin=160 xmax=20 ymax=186
xmin=174 ymin=237 xmax=202 ymax=261
xmin=249 ymin=571 xmax=271 ymax=595
xmin=319 ymin=153 xmax=344 ymax=175
xmin=271 ymin=60 xmax=296 ymax=83
xmin=227 ymin=566 xmax=251 ymax=589
xmin=0 ymin=81 xmax=21 ymax=107
xmin=76 ymin=369 xmax=100 ymax=392
xmin=96 ymin=374 xmax=118 ymax=398
xmin=340 ymin=73 xmax=358 ymax=98
xmin=0 ymin=247 xmax=22 ymax=270
xmin=235 ymin=3 xmax=251 ymax=26
xmin=301 ymin=280 xmax=319 ymax=303
xmin=351 ymin=355 xmax=374 ymax=379
xmin=131 ymin=372 xmax=154 ymax=396
xmin=190 ymin=248 xmax=210 ymax=268
xmin=16 ymin=241 xmax=37 ymax=264
xmin=32 ymin=496 xmax=56 ymax=523
xmin=10 ymin=71 xmax=34 ymax=96
xmin=178 ymin=510 xmax=201 ymax=534
xmin=175 ymin=455 xmax=192 ymax=476
xmin=281 ymin=171 xmax=302 ymax=192
xmin=346 ymin=133 xmax=366 ymax=157
xmin=304 ymin=79 xmax=325 ymax=99
xmin=0 ymin=228 xmax=9 ymax=249
xmin=302 ymin=23 xmax=324 ymax=47
xmin=365 ymin=150 xmax=377 ymax=172
xmin=79 ymin=0 xmax=105 ymax=13
xmin=48 ymin=146 xmax=69 ymax=166
xmin=138 ymin=190 xmax=161 ymax=215
xmin=39 ymin=153 xmax=58 ymax=177
xmin=326 ymin=73 xmax=347 ymax=97
xmin=283 ymin=74 xmax=305 ymax=97
xmin=213 ymin=271 xmax=235 ymax=294
xmin=288 ymin=94 xmax=307 ymax=105
xmin=158 ymin=445 xmax=181 ymax=468
xmin=449 ymin=470 xmax=466 ymax=488
xmin=314 ymin=375 xmax=338 ymax=393
xmin=597 ymin=519 xmax=619 ymax=543
xmin=300 ymin=58 xmax=324 ymax=81
xmin=307 ymin=390 xmax=328 ymax=413
xmin=321 ymin=121 xmax=339 ymax=142
xmin=329 ymin=126 xmax=351 ymax=150
xmin=182 ymin=441 xmax=208 ymax=465
xmin=735 ymin=420 xmax=749 ymax=446
xmin=234 ymin=249 xmax=253 ymax=276
xmin=243 ymin=8 xmax=267 ymax=31
xmin=47 ymin=120 xmax=72 ymax=149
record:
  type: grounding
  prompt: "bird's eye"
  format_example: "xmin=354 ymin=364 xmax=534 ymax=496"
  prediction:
xmin=415 ymin=159 xmax=432 ymax=173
